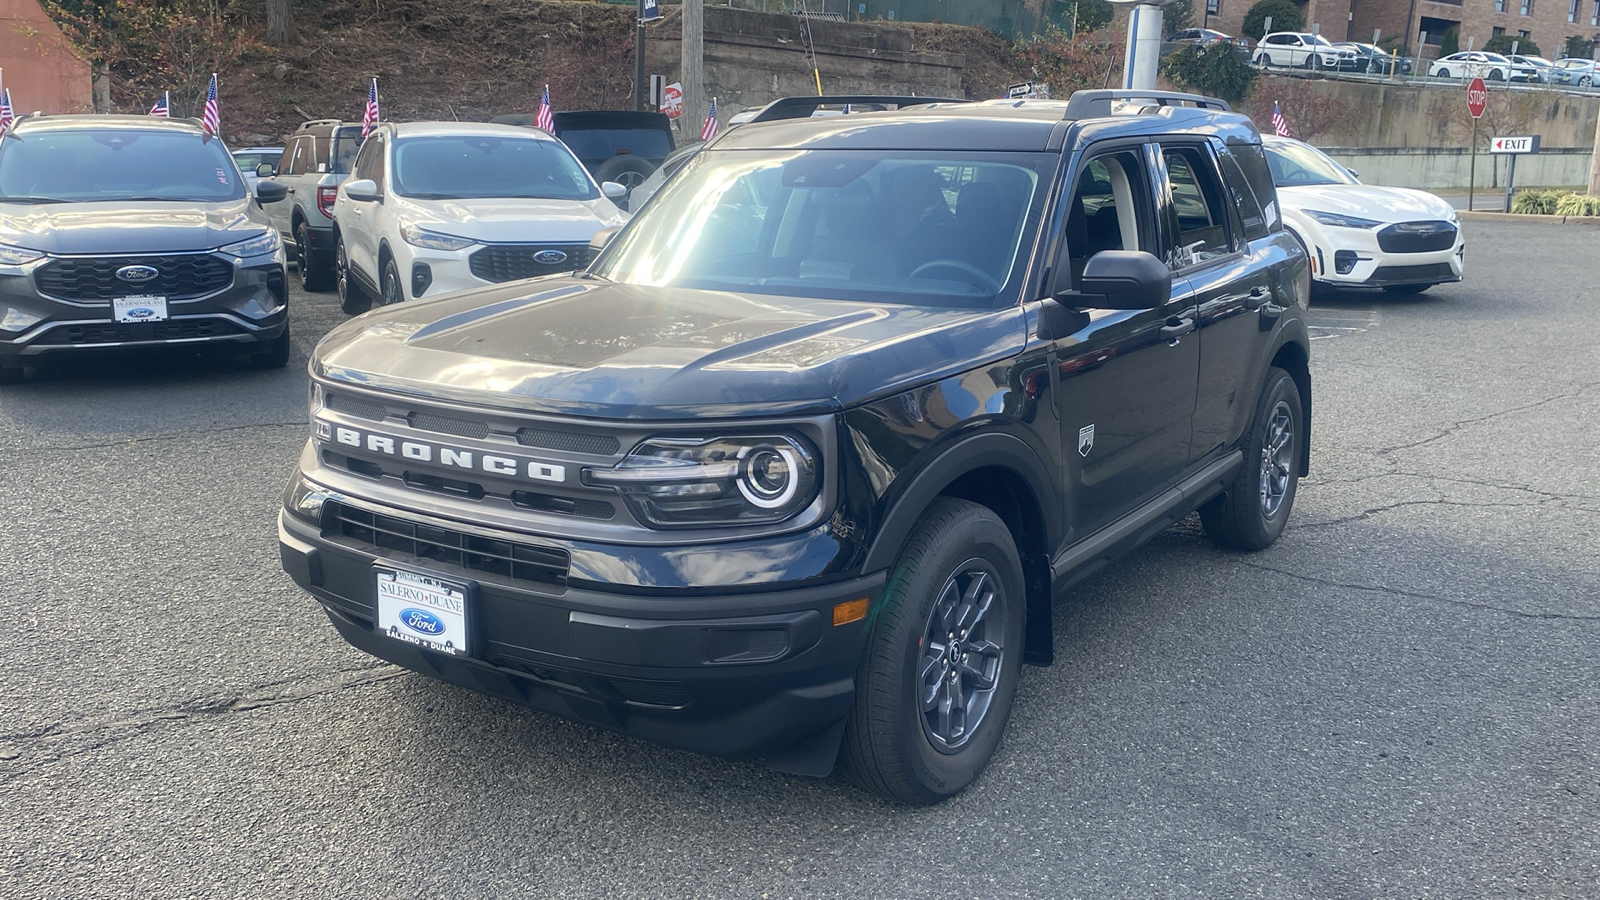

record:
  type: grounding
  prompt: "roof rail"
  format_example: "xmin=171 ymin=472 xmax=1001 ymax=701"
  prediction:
xmin=1061 ymin=90 xmax=1232 ymax=119
xmin=747 ymin=95 xmax=967 ymax=123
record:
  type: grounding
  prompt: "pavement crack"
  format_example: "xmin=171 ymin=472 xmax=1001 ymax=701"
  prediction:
xmin=1 ymin=421 xmax=308 ymax=457
xmin=1376 ymin=382 xmax=1600 ymax=457
xmin=0 ymin=665 xmax=406 ymax=775
xmin=1298 ymin=497 xmax=1546 ymax=528
xmin=1237 ymin=561 xmax=1600 ymax=622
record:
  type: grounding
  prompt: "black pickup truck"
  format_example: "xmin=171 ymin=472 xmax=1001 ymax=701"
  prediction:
xmin=279 ymin=90 xmax=1311 ymax=804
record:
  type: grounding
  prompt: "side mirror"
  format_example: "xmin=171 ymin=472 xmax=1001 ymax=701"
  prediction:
xmin=1059 ymin=250 xmax=1172 ymax=311
xmin=343 ymin=178 xmax=381 ymax=202
xmin=254 ymin=180 xmax=289 ymax=204
xmin=1345 ymin=167 xmax=1360 ymax=179
xmin=600 ymin=181 xmax=628 ymax=201
xmin=589 ymin=225 xmax=622 ymax=254
xmin=256 ymin=163 xmax=276 ymax=178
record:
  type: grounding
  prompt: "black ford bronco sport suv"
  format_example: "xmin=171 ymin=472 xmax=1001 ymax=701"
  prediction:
xmin=279 ymin=91 xmax=1311 ymax=804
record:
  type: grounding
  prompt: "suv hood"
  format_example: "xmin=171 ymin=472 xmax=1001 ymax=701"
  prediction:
xmin=313 ymin=278 xmax=1028 ymax=418
xmin=0 ymin=198 xmax=268 ymax=254
xmin=397 ymin=196 xmax=627 ymax=244
xmin=1278 ymin=183 xmax=1457 ymax=222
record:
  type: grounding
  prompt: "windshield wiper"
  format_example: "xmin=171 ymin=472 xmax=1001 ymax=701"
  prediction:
xmin=0 ymin=195 xmax=72 ymax=204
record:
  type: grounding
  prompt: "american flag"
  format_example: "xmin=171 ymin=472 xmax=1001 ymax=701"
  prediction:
xmin=361 ymin=79 xmax=380 ymax=138
xmin=1271 ymin=101 xmax=1291 ymax=138
xmin=700 ymin=97 xmax=719 ymax=141
xmin=535 ymin=85 xmax=554 ymax=133
xmin=201 ymin=74 xmax=220 ymax=136
xmin=0 ymin=88 xmax=13 ymax=136
xmin=149 ymin=92 xmax=169 ymax=117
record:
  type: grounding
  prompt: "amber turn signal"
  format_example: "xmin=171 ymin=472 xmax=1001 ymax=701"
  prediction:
xmin=832 ymin=598 xmax=869 ymax=626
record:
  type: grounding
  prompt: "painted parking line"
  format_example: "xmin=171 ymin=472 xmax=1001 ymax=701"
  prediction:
xmin=1307 ymin=306 xmax=1380 ymax=341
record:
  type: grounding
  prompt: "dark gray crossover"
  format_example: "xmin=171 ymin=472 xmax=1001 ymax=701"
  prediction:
xmin=0 ymin=114 xmax=291 ymax=381
xmin=279 ymin=91 xmax=1313 ymax=804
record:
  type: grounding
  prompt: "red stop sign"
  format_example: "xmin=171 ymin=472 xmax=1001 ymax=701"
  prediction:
xmin=1468 ymin=78 xmax=1488 ymax=119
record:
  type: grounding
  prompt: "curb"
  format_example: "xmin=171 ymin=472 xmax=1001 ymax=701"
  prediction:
xmin=1456 ymin=210 xmax=1600 ymax=225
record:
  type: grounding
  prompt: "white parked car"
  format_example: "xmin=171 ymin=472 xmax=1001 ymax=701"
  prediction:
xmin=1550 ymin=57 xmax=1600 ymax=87
xmin=1253 ymin=32 xmax=1359 ymax=70
xmin=1429 ymin=51 xmax=1514 ymax=81
xmin=1262 ymin=137 xmax=1463 ymax=295
xmin=333 ymin=121 xmax=629 ymax=314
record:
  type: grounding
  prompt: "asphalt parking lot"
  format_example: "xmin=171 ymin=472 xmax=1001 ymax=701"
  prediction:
xmin=1 ymin=218 xmax=1596 ymax=898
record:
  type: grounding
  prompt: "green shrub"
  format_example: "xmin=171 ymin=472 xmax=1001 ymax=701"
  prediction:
xmin=1484 ymin=34 xmax=1541 ymax=56
xmin=1554 ymin=193 xmax=1600 ymax=217
xmin=1241 ymin=0 xmax=1301 ymax=41
xmin=1161 ymin=44 xmax=1257 ymax=104
xmin=1439 ymin=28 xmax=1460 ymax=57
xmin=1566 ymin=35 xmax=1593 ymax=61
xmin=1511 ymin=189 xmax=1566 ymax=215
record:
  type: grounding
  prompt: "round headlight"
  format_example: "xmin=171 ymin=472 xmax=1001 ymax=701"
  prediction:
xmin=739 ymin=444 xmax=799 ymax=508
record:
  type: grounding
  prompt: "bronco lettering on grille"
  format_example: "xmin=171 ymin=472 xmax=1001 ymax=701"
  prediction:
xmin=316 ymin=420 xmax=567 ymax=483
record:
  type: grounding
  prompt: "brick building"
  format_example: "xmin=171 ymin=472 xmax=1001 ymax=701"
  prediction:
xmin=1201 ymin=0 xmax=1600 ymax=58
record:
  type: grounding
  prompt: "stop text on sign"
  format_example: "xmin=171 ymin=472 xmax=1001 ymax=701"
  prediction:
xmin=1467 ymin=78 xmax=1488 ymax=119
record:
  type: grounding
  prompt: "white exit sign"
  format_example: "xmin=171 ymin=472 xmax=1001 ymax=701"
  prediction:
xmin=1490 ymin=135 xmax=1541 ymax=154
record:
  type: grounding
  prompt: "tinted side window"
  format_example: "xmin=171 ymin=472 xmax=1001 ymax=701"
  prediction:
xmin=1215 ymin=142 xmax=1269 ymax=241
xmin=352 ymin=135 xmax=385 ymax=184
xmin=276 ymin=141 xmax=299 ymax=176
xmin=1229 ymin=142 xmax=1280 ymax=235
xmin=1161 ymin=146 xmax=1233 ymax=267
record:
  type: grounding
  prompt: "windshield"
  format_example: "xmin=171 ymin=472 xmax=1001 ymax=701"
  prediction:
xmin=332 ymin=127 xmax=365 ymax=174
xmin=0 ymin=129 xmax=246 ymax=203
xmin=1310 ymin=34 xmax=1334 ymax=47
xmin=594 ymin=149 xmax=1051 ymax=309
xmin=391 ymin=135 xmax=597 ymax=200
xmin=1484 ymin=53 xmax=1511 ymax=63
xmin=1263 ymin=141 xmax=1357 ymax=187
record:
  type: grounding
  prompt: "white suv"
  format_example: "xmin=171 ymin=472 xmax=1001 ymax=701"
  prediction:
xmin=1253 ymin=32 xmax=1357 ymax=69
xmin=333 ymin=122 xmax=629 ymax=314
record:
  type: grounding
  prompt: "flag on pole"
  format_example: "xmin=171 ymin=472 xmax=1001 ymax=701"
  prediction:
xmin=700 ymin=97 xmax=719 ymax=141
xmin=534 ymin=85 xmax=554 ymax=133
xmin=0 ymin=89 xmax=14 ymax=136
xmin=149 ymin=91 xmax=170 ymax=117
xmin=361 ymin=79 xmax=380 ymax=138
xmin=201 ymin=73 xmax=220 ymax=136
xmin=841 ymin=103 xmax=852 ymax=114
xmin=1271 ymin=101 xmax=1291 ymax=138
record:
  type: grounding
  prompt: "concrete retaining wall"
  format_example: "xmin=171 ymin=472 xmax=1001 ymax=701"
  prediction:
xmin=1321 ymin=147 xmax=1590 ymax=190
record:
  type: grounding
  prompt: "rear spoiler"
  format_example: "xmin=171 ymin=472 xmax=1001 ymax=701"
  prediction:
xmin=743 ymin=95 xmax=967 ymax=123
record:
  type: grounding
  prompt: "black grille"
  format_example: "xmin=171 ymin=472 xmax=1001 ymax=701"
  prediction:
xmin=605 ymin=677 xmax=695 ymax=709
xmin=323 ymin=501 xmax=568 ymax=589
xmin=324 ymin=391 xmax=388 ymax=422
xmin=1377 ymin=221 xmax=1457 ymax=254
xmin=408 ymin=411 xmax=490 ymax=440
xmin=33 ymin=318 xmax=244 ymax=346
xmin=468 ymin=244 xmax=593 ymax=283
xmin=1371 ymin=263 xmax=1456 ymax=283
xmin=510 ymin=490 xmax=615 ymax=520
xmin=36 ymin=255 xmax=234 ymax=301
xmin=515 ymin=427 xmax=620 ymax=455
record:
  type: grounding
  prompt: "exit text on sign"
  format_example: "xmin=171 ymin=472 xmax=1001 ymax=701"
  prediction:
xmin=1490 ymin=135 xmax=1541 ymax=154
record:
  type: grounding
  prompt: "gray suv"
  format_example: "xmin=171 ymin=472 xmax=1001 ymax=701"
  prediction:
xmin=0 ymin=114 xmax=291 ymax=382
xmin=260 ymin=119 xmax=365 ymax=292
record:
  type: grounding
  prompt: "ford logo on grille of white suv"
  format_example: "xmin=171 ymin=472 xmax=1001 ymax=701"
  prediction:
xmin=115 ymin=265 xmax=160 ymax=283
xmin=533 ymin=250 xmax=568 ymax=265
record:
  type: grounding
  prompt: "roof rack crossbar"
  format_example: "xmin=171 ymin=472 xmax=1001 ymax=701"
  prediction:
xmin=296 ymin=118 xmax=345 ymax=128
xmin=1061 ymin=90 xmax=1232 ymax=120
xmin=748 ymin=95 xmax=967 ymax=123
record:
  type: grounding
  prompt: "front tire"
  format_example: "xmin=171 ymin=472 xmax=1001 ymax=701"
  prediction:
xmin=1436 ymin=68 xmax=1451 ymax=79
xmin=1488 ymin=69 xmax=1504 ymax=82
xmin=248 ymin=325 xmax=292 ymax=369
xmin=380 ymin=256 xmax=405 ymax=307
xmin=1200 ymin=367 xmax=1303 ymax=551
xmin=336 ymin=236 xmax=370 ymax=316
xmin=843 ymin=498 xmax=1025 ymax=805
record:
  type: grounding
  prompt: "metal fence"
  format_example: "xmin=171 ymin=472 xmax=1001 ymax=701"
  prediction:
xmin=710 ymin=0 xmax=1064 ymax=38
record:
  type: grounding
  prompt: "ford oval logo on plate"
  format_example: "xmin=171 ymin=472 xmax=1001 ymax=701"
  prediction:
xmin=115 ymin=265 xmax=160 ymax=283
xmin=126 ymin=307 xmax=155 ymax=319
xmin=533 ymin=249 xmax=568 ymax=265
xmin=399 ymin=608 xmax=446 ymax=636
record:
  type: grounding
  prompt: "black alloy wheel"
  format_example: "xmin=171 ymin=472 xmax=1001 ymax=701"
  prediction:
xmin=1200 ymin=366 xmax=1304 ymax=551
xmin=380 ymin=256 xmax=404 ymax=307
xmin=295 ymin=221 xmax=333 ymax=292
xmin=337 ymin=237 xmax=370 ymax=315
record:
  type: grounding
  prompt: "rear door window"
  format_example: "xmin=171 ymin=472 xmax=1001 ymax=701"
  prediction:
xmin=1159 ymin=145 xmax=1235 ymax=268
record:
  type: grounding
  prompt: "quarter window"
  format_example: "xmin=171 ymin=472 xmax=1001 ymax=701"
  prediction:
xmin=1161 ymin=146 xmax=1233 ymax=267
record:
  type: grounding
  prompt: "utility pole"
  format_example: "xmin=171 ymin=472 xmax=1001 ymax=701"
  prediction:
xmin=682 ymin=0 xmax=705 ymax=140
xmin=1587 ymin=107 xmax=1600 ymax=196
xmin=635 ymin=0 xmax=647 ymax=111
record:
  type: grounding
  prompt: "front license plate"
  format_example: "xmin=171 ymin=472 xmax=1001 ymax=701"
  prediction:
xmin=374 ymin=566 xmax=471 ymax=656
xmin=113 ymin=295 xmax=169 ymax=323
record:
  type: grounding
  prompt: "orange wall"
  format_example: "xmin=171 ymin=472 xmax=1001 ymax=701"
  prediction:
xmin=1 ymin=0 xmax=93 ymax=115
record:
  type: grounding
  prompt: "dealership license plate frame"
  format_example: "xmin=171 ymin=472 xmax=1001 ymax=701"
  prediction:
xmin=373 ymin=564 xmax=474 ymax=657
xmin=112 ymin=295 xmax=169 ymax=323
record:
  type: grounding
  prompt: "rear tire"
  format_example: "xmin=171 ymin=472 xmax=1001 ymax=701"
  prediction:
xmin=1488 ymin=69 xmax=1504 ymax=82
xmin=295 ymin=221 xmax=334 ymax=292
xmin=1200 ymin=367 xmax=1303 ymax=551
xmin=1436 ymin=68 xmax=1451 ymax=79
xmin=337 ymin=236 xmax=371 ymax=316
xmin=842 ymin=498 xmax=1025 ymax=805
xmin=1581 ymin=75 xmax=1593 ymax=87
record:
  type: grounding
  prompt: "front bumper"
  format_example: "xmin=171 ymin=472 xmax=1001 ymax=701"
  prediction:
xmin=1301 ymin=222 xmax=1465 ymax=288
xmin=278 ymin=494 xmax=882 ymax=770
xmin=0 ymin=251 xmax=288 ymax=360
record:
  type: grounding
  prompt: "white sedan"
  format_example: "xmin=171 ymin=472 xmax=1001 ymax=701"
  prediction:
xmin=1262 ymin=137 xmax=1463 ymax=295
xmin=1429 ymin=51 xmax=1514 ymax=82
